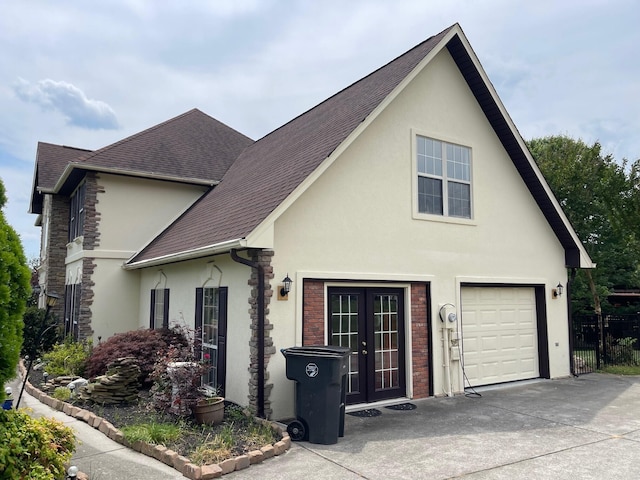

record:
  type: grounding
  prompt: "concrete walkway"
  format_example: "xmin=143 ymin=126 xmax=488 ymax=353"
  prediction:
xmin=9 ymin=373 xmax=640 ymax=479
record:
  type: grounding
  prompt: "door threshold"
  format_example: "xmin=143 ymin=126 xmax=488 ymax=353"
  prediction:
xmin=345 ymin=397 xmax=412 ymax=413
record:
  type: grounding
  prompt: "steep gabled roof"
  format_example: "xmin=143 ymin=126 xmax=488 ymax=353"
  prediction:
xmin=127 ymin=23 xmax=593 ymax=269
xmin=127 ymin=26 xmax=455 ymax=266
xmin=30 ymin=142 xmax=92 ymax=215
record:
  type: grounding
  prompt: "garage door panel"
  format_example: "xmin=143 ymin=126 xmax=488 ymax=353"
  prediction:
xmin=462 ymin=287 xmax=539 ymax=387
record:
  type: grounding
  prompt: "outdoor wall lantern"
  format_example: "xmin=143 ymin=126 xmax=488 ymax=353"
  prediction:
xmin=552 ymin=283 xmax=564 ymax=298
xmin=279 ymin=274 xmax=293 ymax=300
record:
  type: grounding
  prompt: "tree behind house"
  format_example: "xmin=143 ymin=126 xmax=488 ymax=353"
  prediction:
xmin=527 ymin=135 xmax=640 ymax=315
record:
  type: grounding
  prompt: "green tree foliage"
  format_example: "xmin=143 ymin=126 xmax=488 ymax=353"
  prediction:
xmin=0 ymin=178 xmax=31 ymax=397
xmin=527 ymin=136 xmax=640 ymax=314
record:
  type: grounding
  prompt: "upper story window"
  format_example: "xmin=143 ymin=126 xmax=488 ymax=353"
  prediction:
xmin=416 ymin=136 xmax=472 ymax=219
xmin=69 ymin=182 xmax=86 ymax=241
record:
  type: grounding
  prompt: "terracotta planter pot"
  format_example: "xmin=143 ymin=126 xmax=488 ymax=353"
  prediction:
xmin=193 ymin=397 xmax=224 ymax=425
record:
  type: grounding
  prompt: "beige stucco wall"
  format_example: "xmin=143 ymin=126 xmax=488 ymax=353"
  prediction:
xmin=66 ymin=173 xmax=209 ymax=341
xmin=265 ymin=47 xmax=570 ymax=418
xmin=137 ymin=256 xmax=253 ymax=409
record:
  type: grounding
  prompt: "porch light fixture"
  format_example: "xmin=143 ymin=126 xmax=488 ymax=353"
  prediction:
xmin=553 ymin=283 xmax=564 ymax=298
xmin=280 ymin=274 xmax=293 ymax=297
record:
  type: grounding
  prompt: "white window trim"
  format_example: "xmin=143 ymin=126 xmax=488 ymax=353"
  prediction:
xmin=410 ymin=129 xmax=476 ymax=225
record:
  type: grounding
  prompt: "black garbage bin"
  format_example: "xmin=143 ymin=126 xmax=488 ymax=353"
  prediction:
xmin=281 ymin=345 xmax=350 ymax=445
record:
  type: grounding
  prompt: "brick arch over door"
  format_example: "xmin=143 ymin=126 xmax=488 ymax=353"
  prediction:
xmin=302 ymin=279 xmax=431 ymax=399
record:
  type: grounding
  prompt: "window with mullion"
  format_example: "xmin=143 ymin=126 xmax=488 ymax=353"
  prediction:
xmin=417 ymin=136 xmax=472 ymax=218
xmin=195 ymin=287 xmax=228 ymax=394
xmin=68 ymin=181 xmax=86 ymax=242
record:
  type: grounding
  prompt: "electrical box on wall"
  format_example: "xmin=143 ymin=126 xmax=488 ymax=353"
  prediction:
xmin=439 ymin=304 xmax=458 ymax=330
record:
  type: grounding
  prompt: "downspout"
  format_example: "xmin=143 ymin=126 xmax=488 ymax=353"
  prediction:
xmin=567 ymin=267 xmax=578 ymax=376
xmin=230 ymin=248 xmax=266 ymax=418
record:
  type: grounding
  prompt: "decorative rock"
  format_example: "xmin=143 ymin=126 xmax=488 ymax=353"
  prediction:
xmin=173 ymin=455 xmax=191 ymax=471
xmin=248 ymin=449 xmax=264 ymax=464
xmin=219 ymin=458 xmax=236 ymax=475
xmin=260 ymin=444 xmax=275 ymax=459
xmin=201 ymin=464 xmax=223 ymax=479
xmin=273 ymin=440 xmax=287 ymax=456
xmin=235 ymin=455 xmax=250 ymax=471
xmin=78 ymin=357 xmax=141 ymax=405
xmin=182 ymin=463 xmax=202 ymax=480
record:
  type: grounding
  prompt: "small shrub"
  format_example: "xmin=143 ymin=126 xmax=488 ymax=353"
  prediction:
xmin=149 ymin=337 xmax=206 ymax=416
xmin=52 ymin=386 xmax=71 ymax=401
xmin=121 ymin=422 xmax=182 ymax=445
xmin=21 ymin=306 xmax=61 ymax=358
xmin=605 ymin=335 xmax=638 ymax=366
xmin=0 ymin=409 xmax=75 ymax=479
xmin=42 ymin=338 xmax=92 ymax=377
xmin=87 ymin=327 xmax=189 ymax=385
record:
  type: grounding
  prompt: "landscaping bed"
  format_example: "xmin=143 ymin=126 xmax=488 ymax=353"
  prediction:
xmin=28 ymin=367 xmax=282 ymax=465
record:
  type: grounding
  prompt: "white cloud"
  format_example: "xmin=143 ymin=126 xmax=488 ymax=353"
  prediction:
xmin=13 ymin=79 xmax=119 ymax=130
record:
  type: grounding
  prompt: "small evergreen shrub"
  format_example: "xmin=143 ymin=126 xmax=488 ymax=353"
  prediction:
xmin=52 ymin=386 xmax=71 ymax=401
xmin=42 ymin=338 xmax=92 ymax=377
xmin=0 ymin=409 xmax=75 ymax=479
xmin=87 ymin=327 xmax=190 ymax=385
xmin=21 ymin=306 xmax=61 ymax=358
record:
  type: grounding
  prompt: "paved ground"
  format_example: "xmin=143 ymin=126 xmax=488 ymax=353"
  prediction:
xmin=9 ymin=373 xmax=640 ymax=479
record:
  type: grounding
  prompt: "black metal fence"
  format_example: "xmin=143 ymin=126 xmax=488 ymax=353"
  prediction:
xmin=572 ymin=314 xmax=640 ymax=374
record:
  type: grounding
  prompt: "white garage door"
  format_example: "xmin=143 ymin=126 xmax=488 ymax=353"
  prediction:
xmin=461 ymin=286 xmax=539 ymax=387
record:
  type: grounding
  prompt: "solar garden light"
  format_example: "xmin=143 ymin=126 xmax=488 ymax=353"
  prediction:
xmin=66 ymin=465 xmax=78 ymax=479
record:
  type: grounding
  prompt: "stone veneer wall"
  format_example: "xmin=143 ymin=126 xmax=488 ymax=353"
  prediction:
xmin=44 ymin=194 xmax=69 ymax=321
xmin=77 ymin=172 xmax=104 ymax=341
xmin=246 ymin=249 xmax=275 ymax=418
xmin=301 ymin=280 xmax=431 ymax=399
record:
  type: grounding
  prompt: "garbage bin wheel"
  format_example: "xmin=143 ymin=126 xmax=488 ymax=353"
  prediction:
xmin=287 ymin=420 xmax=306 ymax=441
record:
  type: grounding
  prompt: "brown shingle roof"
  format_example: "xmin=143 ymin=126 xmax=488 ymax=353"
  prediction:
xmin=72 ymin=109 xmax=253 ymax=184
xmin=30 ymin=142 xmax=92 ymax=214
xmin=129 ymin=26 xmax=455 ymax=265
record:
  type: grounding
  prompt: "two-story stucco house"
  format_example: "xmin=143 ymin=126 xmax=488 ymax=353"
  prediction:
xmin=30 ymin=24 xmax=594 ymax=420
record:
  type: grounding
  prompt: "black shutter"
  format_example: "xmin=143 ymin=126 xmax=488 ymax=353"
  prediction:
xmin=218 ymin=287 xmax=228 ymax=395
xmin=163 ymin=289 xmax=170 ymax=328
xmin=73 ymin=284 xmax=81 ymax=340
xmin=150 ymin=289 xmax=156 ymax=329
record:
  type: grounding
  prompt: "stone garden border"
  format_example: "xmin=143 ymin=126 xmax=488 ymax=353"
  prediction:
xmin=19 ymin=362 xmax=291 ymax=479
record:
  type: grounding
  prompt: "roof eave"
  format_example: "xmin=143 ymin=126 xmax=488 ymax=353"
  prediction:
xmin=123 ymin=238 xmax=247 ymax=270
xmin=53 ymin=163 xmax=219 ymax=195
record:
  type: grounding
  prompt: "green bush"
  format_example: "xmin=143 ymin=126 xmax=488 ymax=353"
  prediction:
xmin=0 ymin=409 xmax=75 ymax=479
xmin=21 ymin=306 xmax=61 ymax=358
xmin=605 ymin=335 xmax=638 ymax=366
xmin=0 ymin=178 xmax=31 ymax=398
xmin=42 ymin=338 xmax=92 ymax=377
xmin=52 ymin=386 xmax=71 ymax=401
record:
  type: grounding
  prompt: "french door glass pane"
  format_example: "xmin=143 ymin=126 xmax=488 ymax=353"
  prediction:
xmin=330 ymin=294 xmax=359 ymax=394
xmin=373 ymin=295 xmax=400 ymax=391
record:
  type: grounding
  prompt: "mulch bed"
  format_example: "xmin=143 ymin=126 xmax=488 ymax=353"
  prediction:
xmin=25 ymin=367 xmax=280 ymax=459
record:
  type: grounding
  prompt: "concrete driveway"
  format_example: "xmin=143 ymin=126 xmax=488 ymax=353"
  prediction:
xmin=11 ymin=373 xmax=640 ymax=479
xmin=232 ymin=373 xmax=640 ymax=479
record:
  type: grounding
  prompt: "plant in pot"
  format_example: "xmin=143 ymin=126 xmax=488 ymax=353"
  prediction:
xmin=193 ymin=385 xmax=225 ymax=425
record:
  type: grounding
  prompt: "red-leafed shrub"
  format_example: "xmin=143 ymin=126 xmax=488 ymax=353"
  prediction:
xmin=86 ymin=327 xmax=190 ymax=386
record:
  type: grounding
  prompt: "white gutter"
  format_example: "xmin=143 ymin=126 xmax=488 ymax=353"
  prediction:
xmin=52 ymin=162 xmax=219 ymax=193
xmin=123 ymin=238 xmax=247 ymax=270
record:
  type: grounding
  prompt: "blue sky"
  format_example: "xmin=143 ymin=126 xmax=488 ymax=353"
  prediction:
xmin=1 ymin=0 xmax=638 ymax=260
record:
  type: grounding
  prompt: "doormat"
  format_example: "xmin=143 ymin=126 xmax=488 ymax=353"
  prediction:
xmin=347 ymin=408 xmax=382 ymax=417
xmin=384 ymin=403 xmax=416 ymax=411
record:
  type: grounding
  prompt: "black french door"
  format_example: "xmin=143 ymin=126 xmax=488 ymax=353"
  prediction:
xmin=328 ymin=287 xmax=406 ymax=404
